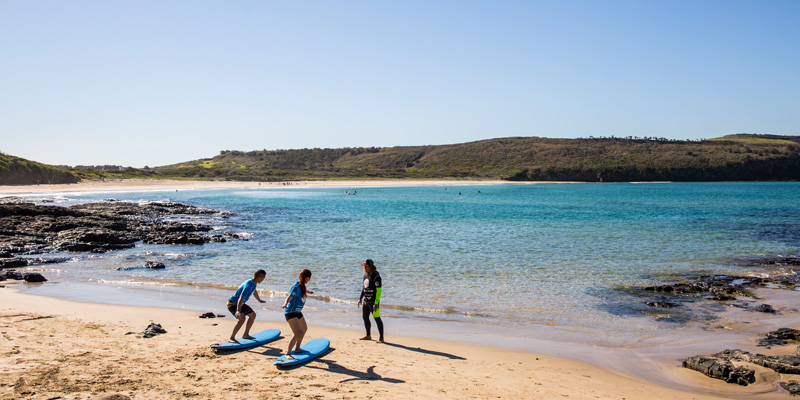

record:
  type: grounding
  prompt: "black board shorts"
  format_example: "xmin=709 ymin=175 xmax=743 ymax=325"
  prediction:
xmin=227 ymin=300 xmax=254 ymax=316
xmin=284 ymin=312 xmax=304 ymax=321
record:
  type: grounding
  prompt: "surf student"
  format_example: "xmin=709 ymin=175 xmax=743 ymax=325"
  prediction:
xmin=281 ymin=269 xmax=313 ymax=359
xmin=227 ymin=269 xmax=267 ymax=343
xmin=357 ymin=259 xmax=384 ymax=342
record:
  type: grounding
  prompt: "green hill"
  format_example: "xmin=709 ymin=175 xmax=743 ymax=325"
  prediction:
xmin=156 ymin=134 xmax=800 ymax=182
xmin=0 ymin=153 xmax=80 ymax=185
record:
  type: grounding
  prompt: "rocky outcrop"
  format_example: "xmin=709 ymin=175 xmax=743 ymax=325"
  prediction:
xmin=682 ymin=353 xmax=756 ymax=385
xmin=685 ymin=348 xmax=800 ymax=387
xmin=1 ymin=269 xmax=47 ymax=283
xmin=0 ymin=200 xmax=240 ymax=263
xmin=780 ymin=381 xmax=800 ymax=396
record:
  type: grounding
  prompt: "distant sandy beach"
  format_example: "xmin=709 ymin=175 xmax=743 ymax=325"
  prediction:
xmin=0 ymin=284 xmax=739 ymax=400
xmin=0 ymin=178 xmax=543 ymax=197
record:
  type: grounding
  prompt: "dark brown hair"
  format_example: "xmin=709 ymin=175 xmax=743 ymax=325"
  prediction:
xmin=254 ymin=269 xmax=266 ymax=279
xmin=298 ymin=269 xmax=312 ymax=299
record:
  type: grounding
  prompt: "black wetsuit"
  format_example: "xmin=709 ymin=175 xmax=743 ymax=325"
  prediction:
xmin=359 ymin=271 xmax=384 ymax=339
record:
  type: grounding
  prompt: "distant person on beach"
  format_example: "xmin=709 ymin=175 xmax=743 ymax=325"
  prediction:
xmin=281 ymin=269 xmax=313 ymax=359
xmin=357 ymin=259 xmax=384 ymax=342
xmin=227 ymin=269 xmax=267 ymax=343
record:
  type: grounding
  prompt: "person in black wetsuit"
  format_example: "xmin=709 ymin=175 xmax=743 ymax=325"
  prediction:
xmin=357 ymin=258 xmax=384 ymax=342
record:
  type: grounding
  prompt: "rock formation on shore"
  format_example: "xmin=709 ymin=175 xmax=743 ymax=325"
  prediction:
xmin=0 ymin=199 xmax=242 ymax=268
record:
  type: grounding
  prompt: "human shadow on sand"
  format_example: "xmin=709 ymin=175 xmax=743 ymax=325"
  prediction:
xmin=381 ymin=341 xmax=466 ymax=360
xmin=306 ymin=352 xmax=405 ymax=384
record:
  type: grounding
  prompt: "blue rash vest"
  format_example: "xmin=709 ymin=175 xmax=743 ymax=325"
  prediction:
xmin=229 ymin=279 xmax=257 ymax=303
xmin=284 ymin=281 xmax=306 ymax=314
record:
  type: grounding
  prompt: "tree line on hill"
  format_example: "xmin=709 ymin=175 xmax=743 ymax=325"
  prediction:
xmin=2 ymin=134 xmax=800 ymax=185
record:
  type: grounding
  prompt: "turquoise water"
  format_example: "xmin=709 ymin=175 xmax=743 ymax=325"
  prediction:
xmin=22 ymin=182 xmax=800 ymax=347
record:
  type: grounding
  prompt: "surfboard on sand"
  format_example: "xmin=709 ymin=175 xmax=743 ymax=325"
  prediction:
xmin=274 ymin=338 xmax=330 ymax=368
xmin=211 ymin=329 xmax=280 ymax=351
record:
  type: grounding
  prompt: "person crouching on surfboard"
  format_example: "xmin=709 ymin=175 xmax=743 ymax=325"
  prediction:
xmin=357 ymin=259 xmax=384 ymax=342
xmin=281 ymin=269 xmax=313 ymax=359
xmin=227 ymin=269 xmax=267 ymax=343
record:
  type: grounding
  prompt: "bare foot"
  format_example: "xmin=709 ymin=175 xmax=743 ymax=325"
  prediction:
xmin=285 ymin=354 xmax=295 ymax=360
xmin=228 ymin=338 xmax=240 ymax=344
xmin=379 ymin=336 xmax=385 ymax=343
xmin=243 ymin=335 xmax=256 ymax=340
xmin=359 ymin=335 xmax=371 ymax=340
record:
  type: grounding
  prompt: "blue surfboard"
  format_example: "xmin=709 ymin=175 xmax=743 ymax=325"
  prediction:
xmin=211 ymin=329 xmax=280 ymax=351
xmin=274 ymin=338 xmax=330 ymax=367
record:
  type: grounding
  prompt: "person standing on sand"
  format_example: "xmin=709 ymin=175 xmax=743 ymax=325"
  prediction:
xmin=357 ymin=259 xmax=384 ymax=342
xmin=281 ymin=269 xmax=313 ymax=359
xmin=227 ymin=269 xmax=267 ymax=343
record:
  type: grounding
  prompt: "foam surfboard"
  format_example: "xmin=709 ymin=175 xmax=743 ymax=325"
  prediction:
xmin=211 ymin=328 xmax=280 ymax=351
xmin=274 ymin=338 xmax=330 ymax=368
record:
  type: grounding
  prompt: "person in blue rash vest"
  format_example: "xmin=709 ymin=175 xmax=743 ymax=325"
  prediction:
xmin=226 ymin=269 xmax=267 ymax=343
xmin=357 ymin=259 xmax=384 ymax=342
xmin=281 ymin=269 xmax=313 ymax=359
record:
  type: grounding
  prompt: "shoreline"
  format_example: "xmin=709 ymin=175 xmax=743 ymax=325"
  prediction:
xmin=0 ymin=178 xmax=566 ymax=196
xmin=1 ymin=284 xmax=743 ymax=399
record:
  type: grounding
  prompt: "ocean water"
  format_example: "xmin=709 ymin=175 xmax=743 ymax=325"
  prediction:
xmin=18 ymin=182 xmax=800 ymax=352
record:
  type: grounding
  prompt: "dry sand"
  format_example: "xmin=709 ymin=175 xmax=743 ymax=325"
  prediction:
xmin=0 ymin=179 xmax=533 ymax=197
xmin=0 ymin=286 xmax=737 ymax=400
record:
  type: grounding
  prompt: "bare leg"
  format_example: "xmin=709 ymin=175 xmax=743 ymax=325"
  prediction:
xmin=229 ymin=314 xmax=246 ymax=342
xmin=243 ymin=312 xmax=256 ymax=339
xmin=286 ymin=318 xmax=303 ymax=359
xmin=293 ymin=317 xmax=308 ymax=352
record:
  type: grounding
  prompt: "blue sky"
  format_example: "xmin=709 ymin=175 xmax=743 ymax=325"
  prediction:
xmin=1 ymin=1 xmax=798 ymax=167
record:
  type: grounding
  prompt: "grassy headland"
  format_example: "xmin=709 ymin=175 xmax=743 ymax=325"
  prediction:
xmin=0 ymin=153 xmax=79 ymax=185
xmin=4 ymin=134 xmax=800 ymax=184
xmin=154 ymin=134 xmax=800 ymax=182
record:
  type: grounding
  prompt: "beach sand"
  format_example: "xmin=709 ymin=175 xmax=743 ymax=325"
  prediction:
xmin=0 ymin=178 xmax=528 ymax=197
xmin=1 ymin=285 xmax=736 ymax=400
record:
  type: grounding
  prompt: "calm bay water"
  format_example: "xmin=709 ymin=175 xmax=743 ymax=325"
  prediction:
xmin=21 ymin=182 xmax=800 ymax=349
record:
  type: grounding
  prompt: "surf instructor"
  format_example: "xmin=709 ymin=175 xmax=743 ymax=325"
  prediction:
xmin=357 ymin=259 xmax=384 ymax=342
xmin=281 ymin=269 xmax=313 ymax=359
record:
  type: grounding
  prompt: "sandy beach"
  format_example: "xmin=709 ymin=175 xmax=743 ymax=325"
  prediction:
xmin=1 ymin=283 xmax=738 ymax=400
xmin=0 ymin=178 xmax=528 ymax=196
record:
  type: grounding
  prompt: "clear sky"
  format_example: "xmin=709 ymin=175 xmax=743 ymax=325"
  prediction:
xmin=1 ymin=1 xmax=798 ymax=167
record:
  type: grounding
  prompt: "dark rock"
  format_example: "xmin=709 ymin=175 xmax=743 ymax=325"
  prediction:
xmin=758 ymin=338 xmax=788 ymax=348
xmin=199 ymin=312 xmax=216 ymax=319
xmin=0 ymin=257 xmax=28 ymax=269
xmin=766 ymin=328 xmax=800 ymax=341
xmin=682 ymin=353 xmax=755 ymax=385
xmin=754 ymin=257 xmax=800 ymax=266
xmin=0 ymin=251 xmax=12 ymax=258
xmin=0 ymin=200 xmax=238 ymax=259
xmin=779 ymin=381 xmax=800 ymax=396
xmin=217 ymin=314 xmax=225 ymax=318
xmin=142 ymin=322 xmax=167 ymax=338
xmin=1 ymin=270 xmax=24 ymax=280
xmin=645 ymin=301 xmax=680 ymax=308
xmin=22 ymin=272 xmax=47 ymax=283
xmin=718 ymin=349 xmax=800 ymax=374
xmin=753 ymin=304 xmax=777 ymax=313
xmin=144 ymin=261 xmax=165 ymax=269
